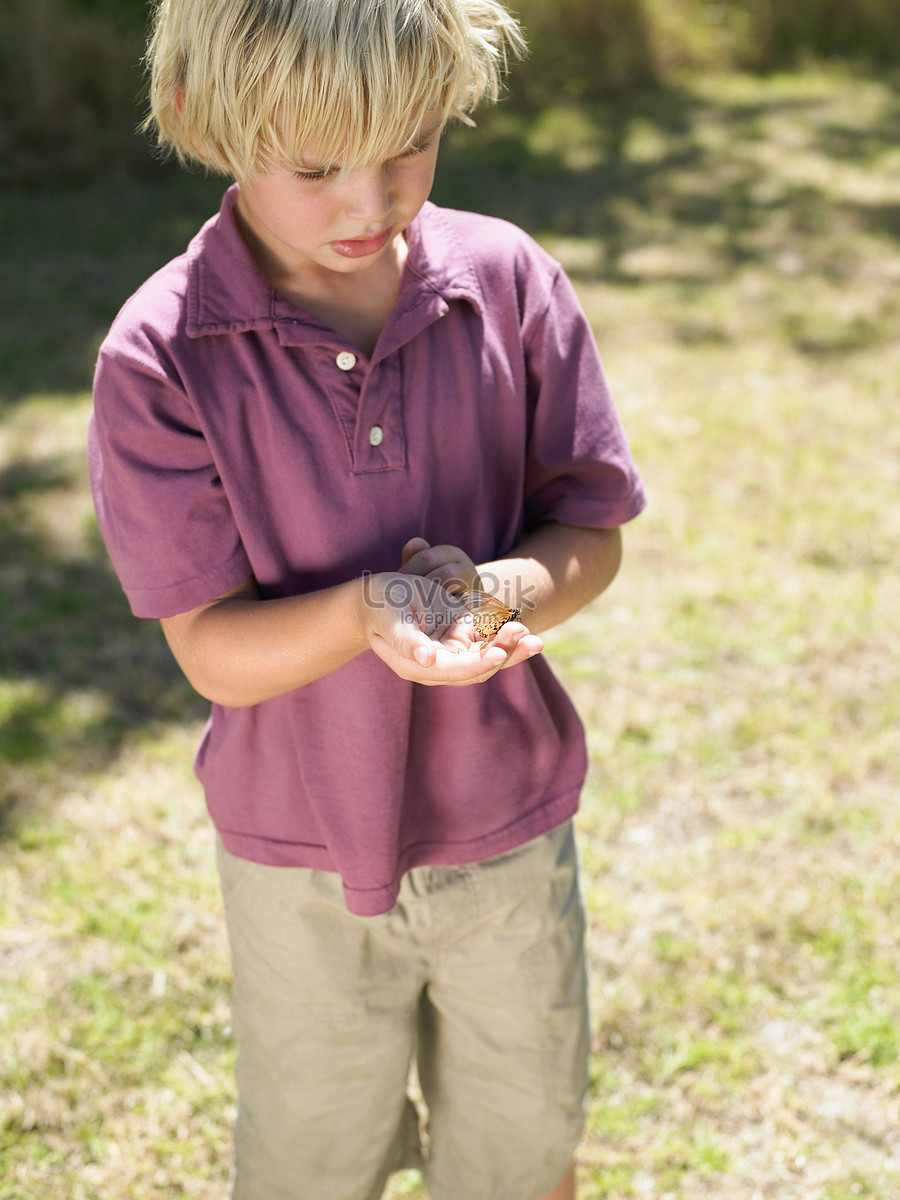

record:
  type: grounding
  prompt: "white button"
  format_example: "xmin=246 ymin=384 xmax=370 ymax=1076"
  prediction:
xmin=335 ymin=351 xmax=357 ymax=371
xmin=368 ymin=425 xmax=384 ymax=446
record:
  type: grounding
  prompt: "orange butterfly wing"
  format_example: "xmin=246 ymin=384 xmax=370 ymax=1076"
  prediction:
xmin=459 ymin=590 xmax=522 ymax=639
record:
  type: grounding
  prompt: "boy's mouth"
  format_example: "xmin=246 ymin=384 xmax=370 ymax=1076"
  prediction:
xmin=330 ymin=227 xmax=393 ymax=259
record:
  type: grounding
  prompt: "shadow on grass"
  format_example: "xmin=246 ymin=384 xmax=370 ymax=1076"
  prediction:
xmin=433 ymin=74 xmax=900 ymax=283
xmin=0 ymin=452 xmax=209 ymax=841
xmin=0 ymin=161 xmax=227 ymax=406
xmin=3 ymin=76 xmax=900 ymax=407
xmin=2 ymin=73 xmax=900 ymax=839
xmin=0 ymin=164 xmax=227 ymax=840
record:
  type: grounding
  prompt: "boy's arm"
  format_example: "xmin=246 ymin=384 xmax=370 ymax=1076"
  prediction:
xmin=484 ymin=522 xmax=622 ymax=634
xmin=160 ymin=575 xmax=371 ymax=707
xmin=160 ymin=524 xmax=619 ymax=707
xmin=159 ymin=559 xmax=542 ymax=707
xmin=403 ymin=523 xmax=623 ymax=635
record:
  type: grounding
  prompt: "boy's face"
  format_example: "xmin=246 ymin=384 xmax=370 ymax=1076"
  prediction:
xmin=234 ymin=118 xmax=442 ymax=287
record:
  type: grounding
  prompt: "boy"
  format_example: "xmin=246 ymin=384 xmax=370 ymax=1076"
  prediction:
xmin=89 ymin=0 xmax=646 ymax=1197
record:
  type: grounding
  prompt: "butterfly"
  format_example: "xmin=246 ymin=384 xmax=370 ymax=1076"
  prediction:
xmin=458 ymin=589 xmax=522 ymax=640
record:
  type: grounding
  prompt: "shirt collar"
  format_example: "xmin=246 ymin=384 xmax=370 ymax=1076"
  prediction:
xmin=185 ymin=184 xmax=484 ymax=339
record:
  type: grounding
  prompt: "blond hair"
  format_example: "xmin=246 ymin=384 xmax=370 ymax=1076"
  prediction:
xmin=144 ymin=0 xmax=524 ymax=178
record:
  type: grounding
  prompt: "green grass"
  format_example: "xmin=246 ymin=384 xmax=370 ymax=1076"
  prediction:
xmin=2 ymin=67 xmax=900 ymax=1198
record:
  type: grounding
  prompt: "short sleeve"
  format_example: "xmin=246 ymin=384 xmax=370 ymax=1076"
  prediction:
xmin=522 ymin=266 xmax=646 ymax=531
xmin=89 ymin=342 xmax=252 ymax=619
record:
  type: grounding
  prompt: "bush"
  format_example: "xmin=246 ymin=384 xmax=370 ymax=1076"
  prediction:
xmin=510 ymin=0 xmax=664 ymax=103
xmin=0 ymin=0 xmax=148 ymax=185
xmin=1 ymin=0 xmax=899 ymax=184
xmin=510 ymin=0 xmax=900 ymax=104
xmin=732 ymin=0 xmax=900 ymax=68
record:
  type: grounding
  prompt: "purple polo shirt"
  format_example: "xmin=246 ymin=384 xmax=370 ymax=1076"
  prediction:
xmin=89 ymin=185 xmax=646 ymax=915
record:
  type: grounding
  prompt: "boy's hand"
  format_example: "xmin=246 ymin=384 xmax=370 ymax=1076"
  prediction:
xmin=397 ymin=536 xmax=481 ymax=595
xmin=361 ymin=538 xmax=542 ymax=686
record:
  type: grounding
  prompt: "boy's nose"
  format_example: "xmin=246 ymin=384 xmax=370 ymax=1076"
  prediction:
xmin=345 ymin=166 xmax=392 ymax=224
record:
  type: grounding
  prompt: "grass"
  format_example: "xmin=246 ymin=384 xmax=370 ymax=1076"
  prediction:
xmin=2 ymin=66 xmax=900 ymax=1198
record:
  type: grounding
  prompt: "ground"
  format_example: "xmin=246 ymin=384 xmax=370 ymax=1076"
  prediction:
xmin=1 ymin=68 xmax=899 ymax=1199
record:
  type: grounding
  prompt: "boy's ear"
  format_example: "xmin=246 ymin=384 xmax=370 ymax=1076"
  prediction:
xmin=175 ymin=85 xmax=185 ymax=114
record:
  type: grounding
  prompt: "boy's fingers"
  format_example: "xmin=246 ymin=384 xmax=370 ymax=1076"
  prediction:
xmin=400 ymin=537 xmax=430 ymax=566
xmin=399 ymin=541 xmax=469 ymax=570
xmin=414 ymin=642 xmax=436 ymax=668
xmin=491 ymin=623 xmax=539 ymax=652
xmin=423 ymin=644 xmax=509 ymax=681
xmin=415 ymin=643 xmax=434 ymax=672
xmin=397 ymin=546 xmax=437 ymax=576
xmin=501 ymin=633 xmax=544 ymax=666
xmin=378 ymin=628 xmax=508 ymax=682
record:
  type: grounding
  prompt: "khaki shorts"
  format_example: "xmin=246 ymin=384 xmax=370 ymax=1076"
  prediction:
xmin=217 ymin=821 xmax=589 ymax=1200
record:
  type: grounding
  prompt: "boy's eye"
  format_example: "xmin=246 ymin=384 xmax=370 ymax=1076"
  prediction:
xmin=398 ymin=136 xmax=435 ymax=159
xmin=292 ymin=135 xmax=437 ymax=182
xmin=293 ymin=166 xmax=336 ymax=183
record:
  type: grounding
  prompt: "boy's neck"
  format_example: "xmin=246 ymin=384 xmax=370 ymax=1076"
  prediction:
xmin=235 ymin=205 xmax=408 ymax=358
xmin=279 ymin=240 xmax=408 ymax=358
